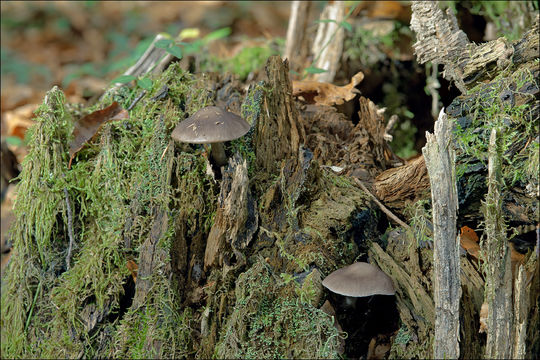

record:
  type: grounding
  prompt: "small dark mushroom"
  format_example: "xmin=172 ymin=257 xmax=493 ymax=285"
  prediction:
xmin=171 ymin=106 xmax=250 ymax=167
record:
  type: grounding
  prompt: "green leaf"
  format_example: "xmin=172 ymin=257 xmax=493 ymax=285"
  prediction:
xmin=5 ymin=136 xmax=23 ymax=147
xmin=304 ymin=66 xmax=328 ymax=74
xmin=166 ymin=45 xmax=183 ymax=59
xmin=111 ymin=74 xmax=136 ymax=84
xmin=154 ymin=39 xmax=174 ymax=49
xmin=203 ymin=27 xmax=231 ymax=42
xmin=62 ymin=72 xmax=81 ymax=88
xmin=137 ymin=77 xmax=153 ymax=90
xmin=339 ymin=20 xmax=352 ymax=32
xmin=183 ymin=40 xmax=203 ymax=55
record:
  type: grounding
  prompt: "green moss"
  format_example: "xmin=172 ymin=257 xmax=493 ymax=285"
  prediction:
xmin=1 ymin=87 xmax=72 ymax=358
xmin=1 ymin=62 xmax=217 ymax=358
xmin=215 ymin=259 xmax=342 ymax=359
xmin=453 ymin=64 xmax=539 ymax=193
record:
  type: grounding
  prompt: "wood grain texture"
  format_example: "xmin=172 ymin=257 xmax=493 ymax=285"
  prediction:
xmin=422 ymin=109 xmax=460 ymax=359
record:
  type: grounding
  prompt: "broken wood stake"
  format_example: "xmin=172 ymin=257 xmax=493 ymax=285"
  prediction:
xmin=422 ymin=108 xmax=460 ymax=359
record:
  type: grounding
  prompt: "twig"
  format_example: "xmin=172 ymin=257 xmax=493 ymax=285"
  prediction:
xmin=127 ymin=90 xmax=147 ymax=111
xmin=351 ymin=177 xmax=413 ymax=233
xmin=64 ymin=187 xmax=75 ymax=270
xmin=24 ymin=280 xmax=42 ymax=333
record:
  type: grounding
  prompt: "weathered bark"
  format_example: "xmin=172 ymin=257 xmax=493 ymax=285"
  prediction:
xmin=283 ymin=1 xmax=315 ymax=76
xmin=483 ymin=128 xmax=514 ymax=359
xmin=356 ymin=97 xmax=392 ymax=172
xmin=374 ymin=155 xmax=429 ymax=209
xmin=411 ymin=2 xmax=539 ymax=93
xmin=204 ymin=154 xmax=258 ymax=270
xmin=512 ymin=264 xmax=529 ymax=359
xmin=310 ymin=1 xmax=345 ymax=83
xmin=255 ymin=56 xmax=305 ymax=177
xmin=369 ymin=235 xmax=434 ymax=359
xmin=460 ymin=256 xmax=485 ymax=359
xmin=422 ymin=109 xmax=460 ymax=359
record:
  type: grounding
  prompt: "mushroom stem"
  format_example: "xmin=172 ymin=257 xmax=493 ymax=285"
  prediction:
xmin=210 ymin=142 xmax=228 ymax=167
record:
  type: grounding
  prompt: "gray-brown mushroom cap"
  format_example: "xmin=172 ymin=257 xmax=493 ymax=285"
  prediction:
xmin=171 ymin=106 xmax=250 ymax=144
xmin=322 ymin=262 xmax=395 ymax=297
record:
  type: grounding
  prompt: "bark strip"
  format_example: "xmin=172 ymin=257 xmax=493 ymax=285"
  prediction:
xmin=422 ymin=108 xmax=460 ymax=359
xmin=482 ymin=128 xmax=514 ymax=359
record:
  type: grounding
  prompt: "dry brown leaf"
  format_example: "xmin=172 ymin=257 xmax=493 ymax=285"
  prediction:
xmin=460 ymin=225 xmax=480 ymax=259
xmin=479 ymin=302 xmax=488 ymax=333
xmin=3 ymin=103 xmax=38 ymax=139
xmin=292 ymin=71 xmax=364 ymax=106
xmin=126 ymin=259 xmax=138 ymax=282
xmin=367 ymin=336 xmax=391 ymax=360
xmin=352 ymin=1 xmax=411 ymax=23
xmin=68 ymin=102 xmax=129 ymax=168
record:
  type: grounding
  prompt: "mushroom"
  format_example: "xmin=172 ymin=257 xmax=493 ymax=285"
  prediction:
xmin=171 ymin=106 xmax=250 ymax=167
xmin=322 ymin=262 xmax=395 ymax=307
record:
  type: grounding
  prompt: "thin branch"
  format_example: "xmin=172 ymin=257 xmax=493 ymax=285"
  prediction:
xmin=127 ymin=90 xmax=147 ymax=111
xmin=64 ymin=187 xmax=75 ymax=270
xmin=352 ymin=176 xmax=413 ymax=233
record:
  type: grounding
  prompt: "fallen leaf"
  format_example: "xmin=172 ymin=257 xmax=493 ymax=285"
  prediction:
xmin=3 ymin=103 xmax=38 ymax=140
xmin=479 ymin=302 xmax=488 ymax=333
xmin=126 ymin=259 xmax=138 ymax=282
xmin=68 ymin=102 xmax=129 ymax=168
xmin=292 ymin=71 xmax=364 ymax=106
xmin=460 ymin=226 xmax=480 ymax=259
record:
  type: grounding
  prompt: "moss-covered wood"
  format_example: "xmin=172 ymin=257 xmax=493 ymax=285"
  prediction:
xmin=1 ymin=54 xmax=391 ymax=359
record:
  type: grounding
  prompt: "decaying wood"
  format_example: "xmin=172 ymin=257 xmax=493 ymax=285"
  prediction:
xmin=124 ymin=34 xmax=174 ymax=78
xmin=283 ymin=1 xmax=315 ymax=76
xmin=204 ymin=154 xmax=258 ymax=270
xmin=512 ymin=264 xmax=529 ymax=359
xmin=374 ymin=155 xmax=429 ymax=210
xmin=459 ymin=256 xmax=484 ymax=359
xmin=410 ymin=1 xmax=469 ymax=92
xmin=482 ymin=128 xmax=514 ymax=359
xmin=369 ymin=236 xmax=434 ymax=358
xmin=132 ymin=144 xmax=174 ymax=310
xmin=255 ymin=56 xmax=305 ymax=176
xmin=422 ymin=109 xmax=460 ymax=359
xmin=103 ymin=34 xmax=171 ymax=98
xmin=411 ymin=2 xmax=540 ymax=93
xmin=302 ymin=99 xmax=397 ymax=182
xmin=356 ymin=96 xmax=395 ymax=172
xmin=352 ymin=177 xmax=412 ymax=233
xmin=310 ymin=1 xmax=345 ymax=83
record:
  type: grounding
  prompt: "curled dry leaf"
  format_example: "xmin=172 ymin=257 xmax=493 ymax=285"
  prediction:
xmin=292 ymin=71 xmax=364 ymax=106
xmin=460 ymin=225 xmax=480 ymax=260
xmin=479 ymin=302 xmax=488 ymax=333
xmin=3 ymin=103 xmax=38 ymax=140
xmin=68 ymin=101 xmax=129 ymax=168
xmin=126 ymin=259 xmax=138 ymax=282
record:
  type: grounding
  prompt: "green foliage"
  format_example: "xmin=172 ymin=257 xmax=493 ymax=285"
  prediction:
xmin=464 ymin=0 xmax=538 ymax=41
xmin=1 ymin=46 xmax=52 ymax=84
xmin=453 ymin=65 xmax=539 ymax=192
xmin=404 ymin=199 xmax=433 ymax=247
xmin=225 ymin=45 xmax=277 ymax=80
